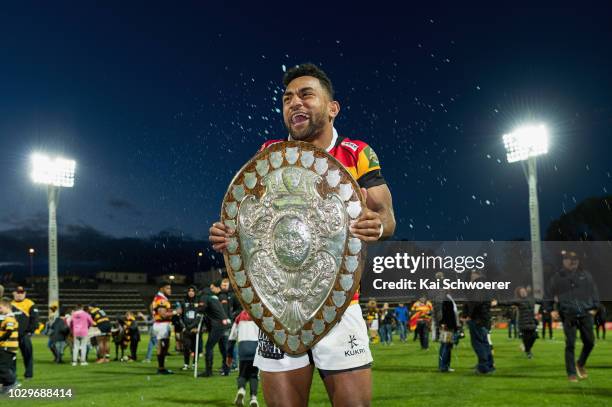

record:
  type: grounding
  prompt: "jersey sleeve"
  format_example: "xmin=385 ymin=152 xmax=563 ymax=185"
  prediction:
xmin=356 ymin=144 xmax=386 ymax=189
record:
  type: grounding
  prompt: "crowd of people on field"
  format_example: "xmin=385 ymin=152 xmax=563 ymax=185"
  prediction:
xmin=0 ymin=249 xmax=607 ymax=401
xmin=364 ymin=251 xmax=605 ymax=381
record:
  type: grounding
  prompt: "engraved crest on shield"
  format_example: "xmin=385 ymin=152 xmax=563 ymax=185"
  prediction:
xmin=221 ymin=141 xmax=366 ymax=355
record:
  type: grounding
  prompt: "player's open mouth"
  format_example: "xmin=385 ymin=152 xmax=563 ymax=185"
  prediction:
xmin=291 ymin=113 xmax=309 ymax=125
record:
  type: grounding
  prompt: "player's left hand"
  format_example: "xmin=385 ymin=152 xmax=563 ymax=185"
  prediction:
xmin=350 ymin=189 xmax=383 ymax=242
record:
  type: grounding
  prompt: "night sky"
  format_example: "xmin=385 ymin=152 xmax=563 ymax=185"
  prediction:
xmin=1 ymin=3 xmax=611 ymax=243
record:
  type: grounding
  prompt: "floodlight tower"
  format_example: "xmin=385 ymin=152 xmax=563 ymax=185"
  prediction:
xmin=503 ymin=124 xmax=549 ymax=300
xmin=31 ymin=153 xmax=76 ymax=312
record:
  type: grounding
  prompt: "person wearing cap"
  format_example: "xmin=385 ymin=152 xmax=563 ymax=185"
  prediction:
xmin=197 ymin=280 xmax=231 ymax=377
xmin=180 ymin=285 xmax=200 ymax=370
xmin=545 ymin=250 xmax=600 ymax=382
xmin=11 ymin=286 xmax=39 ymax=379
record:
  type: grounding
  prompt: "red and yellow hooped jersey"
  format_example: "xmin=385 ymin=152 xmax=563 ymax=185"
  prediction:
xmin=0 ymin=314 xmax=19 ymax=352
xmin=152 ymin=293 xmax=172 ymax=322
xmin=259 ymin=134 xmax=387 ymax=303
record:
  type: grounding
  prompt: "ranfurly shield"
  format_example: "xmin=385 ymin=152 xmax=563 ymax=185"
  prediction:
xmin=220 ymin=141 xmax=365 ymax=355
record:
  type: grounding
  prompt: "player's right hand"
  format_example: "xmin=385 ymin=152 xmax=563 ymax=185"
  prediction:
xmin=209 ymin=221 xmax=235 ymax=252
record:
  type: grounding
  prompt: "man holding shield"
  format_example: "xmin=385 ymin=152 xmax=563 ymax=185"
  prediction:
xmin=210 ymin=63 xmax=395 ymax=407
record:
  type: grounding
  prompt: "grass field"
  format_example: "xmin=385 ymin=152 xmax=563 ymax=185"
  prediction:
xmin=5 ymin=329 xmax=612 ymax=406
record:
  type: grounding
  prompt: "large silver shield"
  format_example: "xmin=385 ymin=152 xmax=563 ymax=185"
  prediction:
xmin=221 ymin=141 xmax=365 ymax=355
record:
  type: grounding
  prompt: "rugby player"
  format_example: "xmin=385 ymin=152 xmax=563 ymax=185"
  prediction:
xmin=84 ymin=303 xmax=111 ymax=363
xmin=209 ymin=63 xmax=395 ymax=407
xmin=151 ymin=281 xmax=175 ymax=374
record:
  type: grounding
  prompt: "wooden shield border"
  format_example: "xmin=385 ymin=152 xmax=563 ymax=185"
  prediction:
xmin=220 ymin=140 xmax=366 ymax=355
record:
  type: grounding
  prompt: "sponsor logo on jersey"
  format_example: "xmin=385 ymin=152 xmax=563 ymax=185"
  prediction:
xmin=341 ymin=140 xmax=359 ymax=152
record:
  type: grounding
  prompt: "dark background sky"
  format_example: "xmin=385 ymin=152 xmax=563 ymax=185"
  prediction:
xmin=1 ymin=2 xmax=611 ymax=246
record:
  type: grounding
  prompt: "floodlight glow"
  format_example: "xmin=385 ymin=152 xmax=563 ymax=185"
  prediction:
xmin=31 ymin=153 xmax=76 ymax=187
xmin=502 ymin=124 xmax=549 ymax=163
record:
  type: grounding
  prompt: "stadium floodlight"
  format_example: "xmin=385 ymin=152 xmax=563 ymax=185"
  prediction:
xmin=31 ymin=153 xmax=76 ymax=187
xmin=502 ymin=124 xmax=549 ymax=163
xmin=30 ymin=152 xmax=76 ymax=314
xmin=502 ymin=124 xmax=549 ymax=300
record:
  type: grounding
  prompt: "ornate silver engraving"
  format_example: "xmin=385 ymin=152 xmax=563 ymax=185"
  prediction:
xmin=345 ymin=256 xmax=358 ymax=273
xmin=287 ymin=335 xmax=300 ymax=351
xmin=301 ymin=330 xmax=314 ymax=345
xmin=225 ymin=202 xmax=238 ymax=218
xmin=348 ymin=238 xmax=362 ymax=255
xmin=242 ymin=287 xmax=254 ymax=304
xmin=229 ymin=255 xmax=242 ymax=271
xmin=285 ymin=147 xmax=299 ymax=164
xmin=244 ymin=172 xmax=257 ymax=189
xmin=237 ymin=165 xmax=347 ymax=335
xmin=326 ymin=169 xmax=340 ymax=188
xmin=256 ymin=159 xmax=269 ymax=177
xmin=340 ymin=274 xmax=353 ymax=291
xmin=314 ymin=157 xmax=329 ymax=175
xmin=263 ymin=316 xmax=275 ymax=332
xmin=323 ymin=306 xmax=336 ymax=323
xmin=274 ymin=329 xmax=287 ymax=345
xmin=222 ymin=141 xmax=368 ymax=354
xmin=332 ymin=291 xmax=346 ymax=308
xmin=227 ymin=238 xmax=238 ymax=254
xmin=339 ymin=183 xmax=353 ymax=201
xmin=300 ymin=151 xmax=314 ymax=168
xmin=313 ymin=319 xmax=325 ymax=335
xmin=234 ymin=271 xmax=247 ymax=287
xmin=347 ymin=201 xmax=362 ymax=219
xmin=232 ymin=184 xmax=245 ymax=201
xmin=251 ymin=302 xmax=263 ymax=319
xmin=270 ymin=151 xmax=283 ymax=169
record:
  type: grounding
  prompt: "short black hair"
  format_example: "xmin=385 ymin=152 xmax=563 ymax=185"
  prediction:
xmin=210 ymin=279 xmax=222 ymax=288
xmin=159 ymin=280 xmax=171 ymax=288
xmin=283 ymin=63 xmax=334 ymax=99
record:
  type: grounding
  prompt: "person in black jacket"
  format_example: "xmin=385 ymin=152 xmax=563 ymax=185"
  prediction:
xmin=436 ymin=291 xmax=459 ymax=372
xmin=180 ymin=285 xmax=200 ymax=370
xmin=219 ymin=278 xmax=242 ymax=370
xmin=514 ymin=287 xmax=537 ymax=359
xmin=545 ymin=250 xmax=599 ymax=382
xmin=49 ymin=311 xmax=70 ymax=363
xmin=462 ymin=269 xmax=496 ymax=374
xmin=11 ymin=286 xmax=39 ymax=379
xmin=197 ymin=280 xmax=231 ymax=377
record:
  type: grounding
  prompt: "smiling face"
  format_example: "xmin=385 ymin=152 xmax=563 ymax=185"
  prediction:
xmin=282 ymin=76 xmax=339 ymax=142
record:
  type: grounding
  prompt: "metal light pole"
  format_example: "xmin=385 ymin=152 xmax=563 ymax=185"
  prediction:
xmin=31 ymin=153 xmax=76 ymax=311
xmin=503 ymin=124 xmax=549 ymax=300
xmin=28 ymin=248 xmax=35 ymax=284
xmin=197 ymin=251 xmax=203 ymax=273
